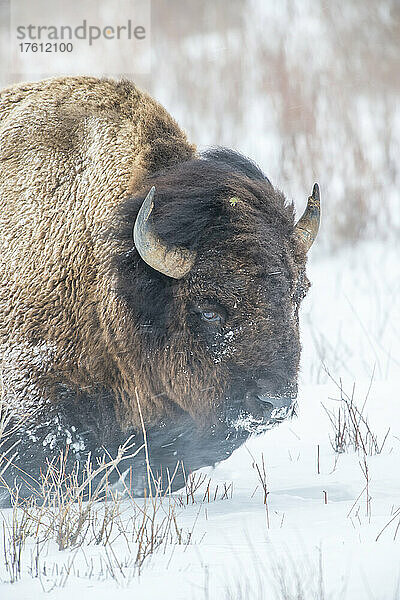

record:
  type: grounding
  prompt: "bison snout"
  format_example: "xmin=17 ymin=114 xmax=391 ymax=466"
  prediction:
xmin=256 ymin=393 xmax=294 ymax=412
xmin=251 ymin=377 xmax=297 ymax=418
xmin=243 ymin=389 xmax=296 ymax=421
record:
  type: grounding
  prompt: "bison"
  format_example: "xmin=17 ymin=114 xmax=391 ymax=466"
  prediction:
xmin=0 ymin=76 xmax=320 ymax=501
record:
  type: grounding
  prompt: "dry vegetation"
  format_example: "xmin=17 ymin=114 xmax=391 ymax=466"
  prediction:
xmin=0 ymin=382 xmax=397 ymax=593
xmin=198 ymin=545 xmax=347 ymax=600
xmin=321 ymin=369 xmax=398 ymax=536
xmin=1 ymin=0 xmax=399 ymax=247
xmin=150 ymin=0 xmax=400 ymax=249
xmin=0 ymin=410 xmax=235 ymax=587
xmin=322 ymin=367 xmax=390 ymax=456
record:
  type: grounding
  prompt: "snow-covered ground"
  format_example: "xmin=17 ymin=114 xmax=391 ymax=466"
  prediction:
xmin=1 ymin=241 xmax=399 ymax=599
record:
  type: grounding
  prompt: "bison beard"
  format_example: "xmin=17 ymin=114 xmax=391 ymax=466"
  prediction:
xmin=0 ymin=77 xmax=319 ymax=503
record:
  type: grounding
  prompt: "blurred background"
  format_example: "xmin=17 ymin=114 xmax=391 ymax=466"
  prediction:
xmin=1 ymin=0 xmax=399 ymax=251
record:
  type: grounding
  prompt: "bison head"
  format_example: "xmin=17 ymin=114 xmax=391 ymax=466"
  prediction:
xmin=111 ymin=149 xmax=319 ymax=477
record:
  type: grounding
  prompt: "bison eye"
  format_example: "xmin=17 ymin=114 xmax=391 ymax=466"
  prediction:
xmin=201 ymin=311 xmax=221 ymax=324
xmin=191 ymin=301 xmax=226 ymax=326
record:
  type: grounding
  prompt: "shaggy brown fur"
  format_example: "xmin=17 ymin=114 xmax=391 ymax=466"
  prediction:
xmin=0 ymin=76 xmax=310 ymax=499
xmin=0 ymin=76 xmax=195 ymax=422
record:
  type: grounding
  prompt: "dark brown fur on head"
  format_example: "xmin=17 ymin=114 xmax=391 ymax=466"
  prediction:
xmin=110 ymin=148 xmax=309 ymax=429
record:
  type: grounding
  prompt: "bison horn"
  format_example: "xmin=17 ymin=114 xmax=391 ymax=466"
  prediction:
xmin=294 ymin=183 xmax=321 ymax=252
xmin=133 ymin=186 xmax=196 ymax=279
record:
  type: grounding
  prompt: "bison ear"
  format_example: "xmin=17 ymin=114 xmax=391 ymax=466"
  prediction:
xmin=133 ymin=186 xmax=196 ymax=279
xmin=293 ymin=183 xmax=320 ymax=252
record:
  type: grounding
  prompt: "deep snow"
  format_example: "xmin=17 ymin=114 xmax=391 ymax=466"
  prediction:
xmin=1 ymin=241 xmax=399 ymax=599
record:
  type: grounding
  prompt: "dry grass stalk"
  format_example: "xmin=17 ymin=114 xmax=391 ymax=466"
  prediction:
xmin=322 ymin=368 xmax=390 ymax=456
xmin=376 ymin=506 xmax=400 ymax=542
xmin=247 ymin=450 xmax=270 ymax=528
xmin=0 ymin=387 xmax=236 ymax=585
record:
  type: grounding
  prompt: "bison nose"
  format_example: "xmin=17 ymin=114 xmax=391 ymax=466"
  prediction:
xmin=256 ymin=394 xmax=293 ymax=411
xmin=255 ymin=378 xmax=297 ymax=412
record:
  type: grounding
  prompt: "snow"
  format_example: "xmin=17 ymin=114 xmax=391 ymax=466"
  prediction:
xmin=1 ymin=241 xmax=399 ymax=599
